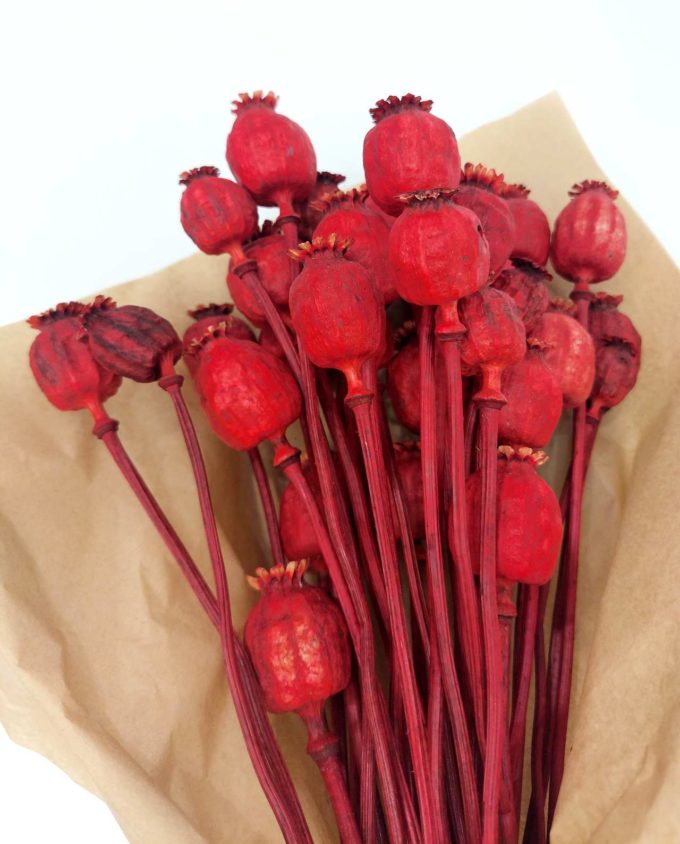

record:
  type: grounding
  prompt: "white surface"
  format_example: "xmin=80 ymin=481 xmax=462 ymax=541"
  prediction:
xmin=1 ymin=0 xmax=678 ymax=840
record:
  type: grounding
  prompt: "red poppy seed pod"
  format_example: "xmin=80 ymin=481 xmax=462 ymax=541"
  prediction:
xmin=394 ymin=441 xmax=425 ymax=541
xmin=388 ymin=189 xmax=490 ymax=335
xmin=458 ymin=287 xmax=526 ymax=403
xmin=363 ymin=94 xmax=461 ymax=216
xmin=589 ymin=339 xmax=641 ymax=420
xmin=226 ymin=224 xmax=292 ymax=324
xmin=365 ymin=192 xmax=397 ymax=229
xmin=589 ymin=293 xmax=641 ymax=354
xmin=182 ymin=304 xmax=254 ymax=375
xmin=313 ymin=190 xmax=398 ymax=303
xmin=386 ymin=326 xmax=420 ymax=432
xmin=179 ymin=166 xmax=258 ymax=256
xmin=532 ymin=301 xmax=596 ymax=408
xmin=453 ymin=164 xmax=516 ymax=277
xmin=551 ymin=181 xmax=627 ymax=286
xmin=279 ymin=462 xmax=322 ymax=561
xmin=491 ymin=259 xmax=551 ymax=333
xmin=289 ymin=235 xmax=383 ymax=399
xmin=501 ymin=183 xmax=551 ymax=266
xmin=300 ymin=171 xmax=346 ymax=236
xmin=498 ymin=339 xmax=563 ymax=447
xmin=244 ymin=560 xmax=351 ymax=715
xmin=465 ymin=446 xmax=563 ymax=585
xmin=226 ymin=92 xmax=317 ymax=211
xmin=28 ymin=302 xmax=121 ymax=414
xmin=258 ymin=323 xmax=285 ymax=360
xmin=187 ymin=325 xmax=302 ymax=450
xmin=82 ymin=297 xmax=181 ymax=383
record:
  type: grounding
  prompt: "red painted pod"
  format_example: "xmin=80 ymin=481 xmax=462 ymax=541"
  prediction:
xmin=182 ymin=304 xmax=254 ymax=376
xmin=386 ymin=332 xmax=420 ymax=432
xmin=491 ymin=259 xmax=551 ymax=333
xmin=188 ymin=326 xmax=301 ymax=451
xmin=179 ymin=166 xmax=258 ymax=256
xmin=497 ymin=339 xmax=563 ymax=447
xmin=82 ymin=297 xmax=181 ymax=383
xmin=289 ymin=235 xmax=383 ymax=398
xmin=363 ymin=94 xmax=461 ymax=216
xmin=279 ymin=462 xmax=322 ymax=561
xmin=313 ymin=190 xmax=398 ymax=303
xmin=532 ymin=301 xmax=596 ymax=408
xmin=551 ymin=181 xmax=626 ymax=285
xmin=299 ymin=171 xmax=346 ymax=237
xmin=589 ymin=293 xmax=641 ymax=354
xmin=258 ymin=322 xmax=285 ymax=360
xmin=589 ymin=340 xmax=641 ymax=420
xmin=28 ymin=302 xmax=121 ymax=413
xmin=245 ymin=561 xmax=351 ymax=714
xmin=226 ymin=92 xmax=317 ymax=210
xmin=465 ymin=446 xmax=563 ymax=585
xmin=501 ymin=183 xmax=550 ymax=266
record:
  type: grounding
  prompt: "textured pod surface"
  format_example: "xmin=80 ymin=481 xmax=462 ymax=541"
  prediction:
xmin=492 ymin=259 xmax=551 ymax=332
xmin=498 ymin=343 xmax=563 ymax=446
xmin=589 ymin=340 xmax=641 ymax=418
xmin=182 ymin=305 xmax=253 ymax=375
xmin=459 ymin=287 xmax=526 ymax=375
xmin=289 ymin=237 xmax=382 ymax=382
xmin=466 ymin=447 xmax=562 ymax=584
xmin=191 ymin=329 xmax=301 ymax=450
xmin=533 ymin=309 xmax=595 ymax=407
xmin=179 ymin=167 xmax=258 ymax=255
xmin=454 ymin=164 xmax=516 ymax=276
xmin=227 ymin=229 xmax=292 ymax=324
xmin=363 ymin=95 xmax=460 ymax=216
xmin=388 ymin=192 xmax=490 ymax=307
xmin=589 ymin=293 xmax=642 ymax=353
xmin=551 ymin=181 xmax=626 ymax=284
xmin=244 ymin=562 xmax=351 ymax=714
xmin=502 ymin=185 xmax=550 ymax=266
xmin=226 ymin=92 xmax=317 ymax=207
xmin=83 ymin=298 xmax=181 ymax=383
xmin=258 ymin=323 xmax=285 ymax=360
xmin=299 ymin=171 xmax=346 ymax=237
xmin=279 ymin=463 xmax=322 ymax=561
xmin=313 ymin=192 xmax=398 ymax=303
xmin=28 ymin=303 xmax=121 ymax=412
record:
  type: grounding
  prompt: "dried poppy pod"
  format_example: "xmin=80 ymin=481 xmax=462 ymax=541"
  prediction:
xmin=82 ymin=297 xmax=181 ymax=383
xmin=187 ymin=324 xmax=301 ymax=451
xmin=179 ymin=166 xmax=258 ymax=256
xmin=300 ymin=171 xmax=346 ymax=236
xmin=498 ymin=338 xmax=563 ymax=447
xmin=551 ymin=180 xmax=627 ymax=287
xmin=289 ymin=235 xmax=383 ymax=399
xmin=363 ymin=94 xmax=461 ymax=216
xmin=226 ymin=223 xmax=292 ymax=324
xmin=279 ymin=462 xmax=323 ymax=562
xmin=388 ymin=189 xmax=490 ymax=336
xmin=453 ymin=164 xmax=516 ymax=277
xmin=313 ymin=189 xmax=398 ymax=303
xmin=532 ymin=300 xmax=596 ymax=407
xmin=491 ymin=259 xmax=551 ymax=333
xmin=245 ymin=560 xmax=351 ymax=715
xmin=394 ymin=441 xmax=425 ymax=541
xmin=182 ymin=304 xmax=253 ymax=375
xmin=464 ymin=446 xmax=563 ymax=585
xmin=589 ymin=339 xmax=641 ymax=420
xmin=386 ymin=329 xmax=420 ymax=432
xmin=258 ymin=322 xmax=285 ymax=360
xmin=226 ymin=91 xmax=317 ymax=213
xmin=501 ymin=182 xmax=551 ymax=266
xmin=589 ymin=293 xmax=641 ymax=354
xmin=458 ymin=287 xmax=526 ymax=404
xmin=28 ymin=302 xmax=121 ymax=416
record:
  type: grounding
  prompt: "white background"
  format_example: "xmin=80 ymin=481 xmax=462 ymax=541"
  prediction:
xmin=2 ymin=0 xmax=678 ymax=840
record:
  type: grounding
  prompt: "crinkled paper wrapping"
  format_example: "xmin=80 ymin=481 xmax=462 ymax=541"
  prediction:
xmin=1 ymin=93 xmax=678 ymax=843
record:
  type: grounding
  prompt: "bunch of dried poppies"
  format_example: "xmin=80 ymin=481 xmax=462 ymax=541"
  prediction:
xmin=29 ymin=91 xmax=641 ymax=844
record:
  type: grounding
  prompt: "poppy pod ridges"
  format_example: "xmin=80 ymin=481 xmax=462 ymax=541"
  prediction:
xmin=182 ymin=306 xmax=254 ymax=374
xmin=589 ymin=293 xmax=641 ymax=354
xmin=363 ymin=94 xmax=461 ymax=216
xmin=227 ymin=226 xmax=292 ymax=324
xmin=226 ymin=90 xmax=317 ymax=212
xmin=551 ymin=179 xmax=626 ymax=287
xmin=533 ymin=305 xmax=596 ymax=408
xmin=27 ymin=300 xmax=87 ymax=328
xmin=299 ymin=172 xmax=347 ymax=237
xmin=548 ymin=297 xmax=578 ymax=317
xmin=492 ymin=259 xmax=552 ymax=333
xmin=500 ymin=180 xmax=551 ymax=267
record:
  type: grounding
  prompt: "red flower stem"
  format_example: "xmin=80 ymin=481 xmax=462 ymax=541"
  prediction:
xmin=342 ymin=679 xmax=364 ymax=816
xmin=299 ymin=705 xmax=362 ymax=844
xmin=349 ymin=393 xmax=440 ymax=844
xmin=230 ymin=262 xmax=302 ymax=383
xmin=440 ymin=336 xmax=486 ymax=749
xmin=464 ymin=397 xmax=479 ymax=477
xmin=476 ymin=401 xmax=504 ymax=844
xmin=90 ymin=408 xmax=312 ymax=844
xmin=427 ymin=635 xmax=449 ymax=840
xmin=279 ymin=444 xmax=416 ymax=844
xmin=497 ymin=582 xmax=518 ymax=844
xmin=359 ymin=709 xmax=379 ymax=844
xmin=510 ymin=585 xmax=540 ymax=812
xmin=248 ymin=447 xmax=285 ymax=567
xmin=419 ymin=307 xmax=482 ymax=844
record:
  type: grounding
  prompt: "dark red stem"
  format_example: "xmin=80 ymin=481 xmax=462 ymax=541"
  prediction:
xmin=248 ymin=447 xmax=285 ymax=566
